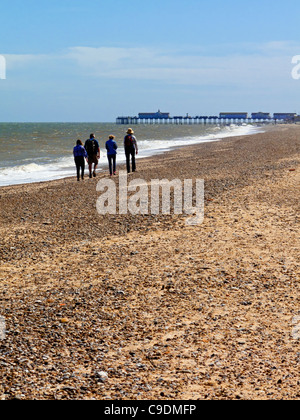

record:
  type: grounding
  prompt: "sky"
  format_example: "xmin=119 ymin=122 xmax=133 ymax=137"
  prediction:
xmin=1 ymin=0 xmax=300 ymax=122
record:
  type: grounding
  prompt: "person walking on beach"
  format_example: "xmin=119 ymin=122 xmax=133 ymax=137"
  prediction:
xmin=124 ymin=128 xmax=138 ymax=173
xmin=105 ymin=135 xmax=118 ymax=176
xmin=85 ymin=133 xmax=100 ymax=178
xmin=73 ymin=139 xmax=87 ymax=181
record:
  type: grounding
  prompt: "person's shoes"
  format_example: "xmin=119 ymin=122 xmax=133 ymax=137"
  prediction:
xmin=93 ymin=171 xmax=96 ymax=177
xmin=89 ymin=173 xmax=92 ymax=178
xmin=113 ymin=172 xmax=116 ymax=175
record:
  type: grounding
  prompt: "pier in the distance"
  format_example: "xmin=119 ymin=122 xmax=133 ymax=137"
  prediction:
xmin=116 ymin=110 xmax=299 ymax=125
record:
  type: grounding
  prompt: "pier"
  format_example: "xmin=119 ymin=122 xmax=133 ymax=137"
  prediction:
xmin=116 ymin=111 xmax=298 ymax=125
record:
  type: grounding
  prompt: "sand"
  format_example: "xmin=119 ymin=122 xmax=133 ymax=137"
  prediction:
xmin=0 ymin=124 xmax=299 ymax=400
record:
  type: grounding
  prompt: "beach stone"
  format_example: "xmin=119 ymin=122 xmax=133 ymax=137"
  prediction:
xmin=96 ymin=371 xmax=108 ymax=383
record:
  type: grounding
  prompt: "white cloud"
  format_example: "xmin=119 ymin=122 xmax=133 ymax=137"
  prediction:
xmin=2 ymin=42 xmax=300 ymax=121
xmin=4 ymin=53 xmax=50 ymax=69
xmin=3 ymin=41 xmax=298 ymax=87
xmin=64 ymin=44 xmax=295 ymax=87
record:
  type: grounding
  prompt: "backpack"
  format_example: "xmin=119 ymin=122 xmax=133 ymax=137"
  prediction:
xmin=85 ymin=139 xmax=98 ymax=156
xmin=124 ymin=134 xmax=134 ymax=148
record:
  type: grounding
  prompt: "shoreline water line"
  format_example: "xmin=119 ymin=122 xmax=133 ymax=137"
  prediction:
xmin=0 ymin=123 xmax=264 ymax=187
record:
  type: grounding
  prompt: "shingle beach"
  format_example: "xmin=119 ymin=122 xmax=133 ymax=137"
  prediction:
xmin=0 ymin=125 xmax=299 ymax=400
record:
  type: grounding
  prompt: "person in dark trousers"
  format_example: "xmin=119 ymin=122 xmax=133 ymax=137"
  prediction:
xmin=84 ymin=133 xmax=100 ymax=178
xmin=124 ymin=128 xmax=138 ymax=173
xmin=105 ymin=135 xmax=118 ymax=176
xmin=73 ymin=139 xmax=87 ymax=181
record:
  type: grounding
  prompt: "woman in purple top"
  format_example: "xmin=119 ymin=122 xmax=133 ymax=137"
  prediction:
xmin=73 ymin=139 xmax=87 ymax=181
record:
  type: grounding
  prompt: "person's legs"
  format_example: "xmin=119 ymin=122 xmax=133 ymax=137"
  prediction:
xmin=88 ymin=157 xmax=93 ymax=178
xmin=75 ymin=157 xmax=81 ymax=181
xmin=88 ymin=155 xmax=98 ymax=177
xmin=112 ymin=155 xmax=116 ymax=174
xmin=125 ymin=148 xmax=131 ymax=173
xmin=80 ymin=157 xmax=85 ymax=180
xmin=108 ymin=155 xmax=113 ymax=175
xmin=131 ymin=148 xmax=136 ymax=172
xmin=93 ymin=155 xmax=98 ymax=177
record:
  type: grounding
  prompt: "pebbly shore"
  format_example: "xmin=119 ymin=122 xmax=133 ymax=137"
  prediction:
xmin=0 ymin=125 xmax=299 ymax=400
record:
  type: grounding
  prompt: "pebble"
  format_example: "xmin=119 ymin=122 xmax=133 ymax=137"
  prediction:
xmin=96 ymin=371 xmax=108 ymax=383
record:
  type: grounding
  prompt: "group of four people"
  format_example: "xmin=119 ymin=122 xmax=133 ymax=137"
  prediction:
xmin=73 ymin=128 xmax=138 ymax=181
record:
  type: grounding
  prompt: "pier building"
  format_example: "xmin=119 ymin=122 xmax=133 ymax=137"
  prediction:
xmin=219 ymin=113 xmax=248 ymax=119
xmin=138 ymin=111 xmax=170 ymax=120
xmin=251 ymin=112 xmax=271 ymax=120
xmin=273 ymin=113 xmax=297 ymax=121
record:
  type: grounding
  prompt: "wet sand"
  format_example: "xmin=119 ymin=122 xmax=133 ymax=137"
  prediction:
xmin=0 ymin=125 xmax=299 ymax=400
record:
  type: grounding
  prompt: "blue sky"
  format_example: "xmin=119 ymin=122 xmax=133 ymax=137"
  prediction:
xmin=1 ymin=0 xmax=300 ymax=122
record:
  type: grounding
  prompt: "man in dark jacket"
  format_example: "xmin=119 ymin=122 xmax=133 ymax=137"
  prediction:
xmin=124 ymin=128 xmax=138 ymax=173
xmin=84 ymin=133 xmax=100 ymax=178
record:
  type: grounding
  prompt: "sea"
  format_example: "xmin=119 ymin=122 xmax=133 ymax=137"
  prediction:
xmin=0 ymin=122 xmax=264 ymax=187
